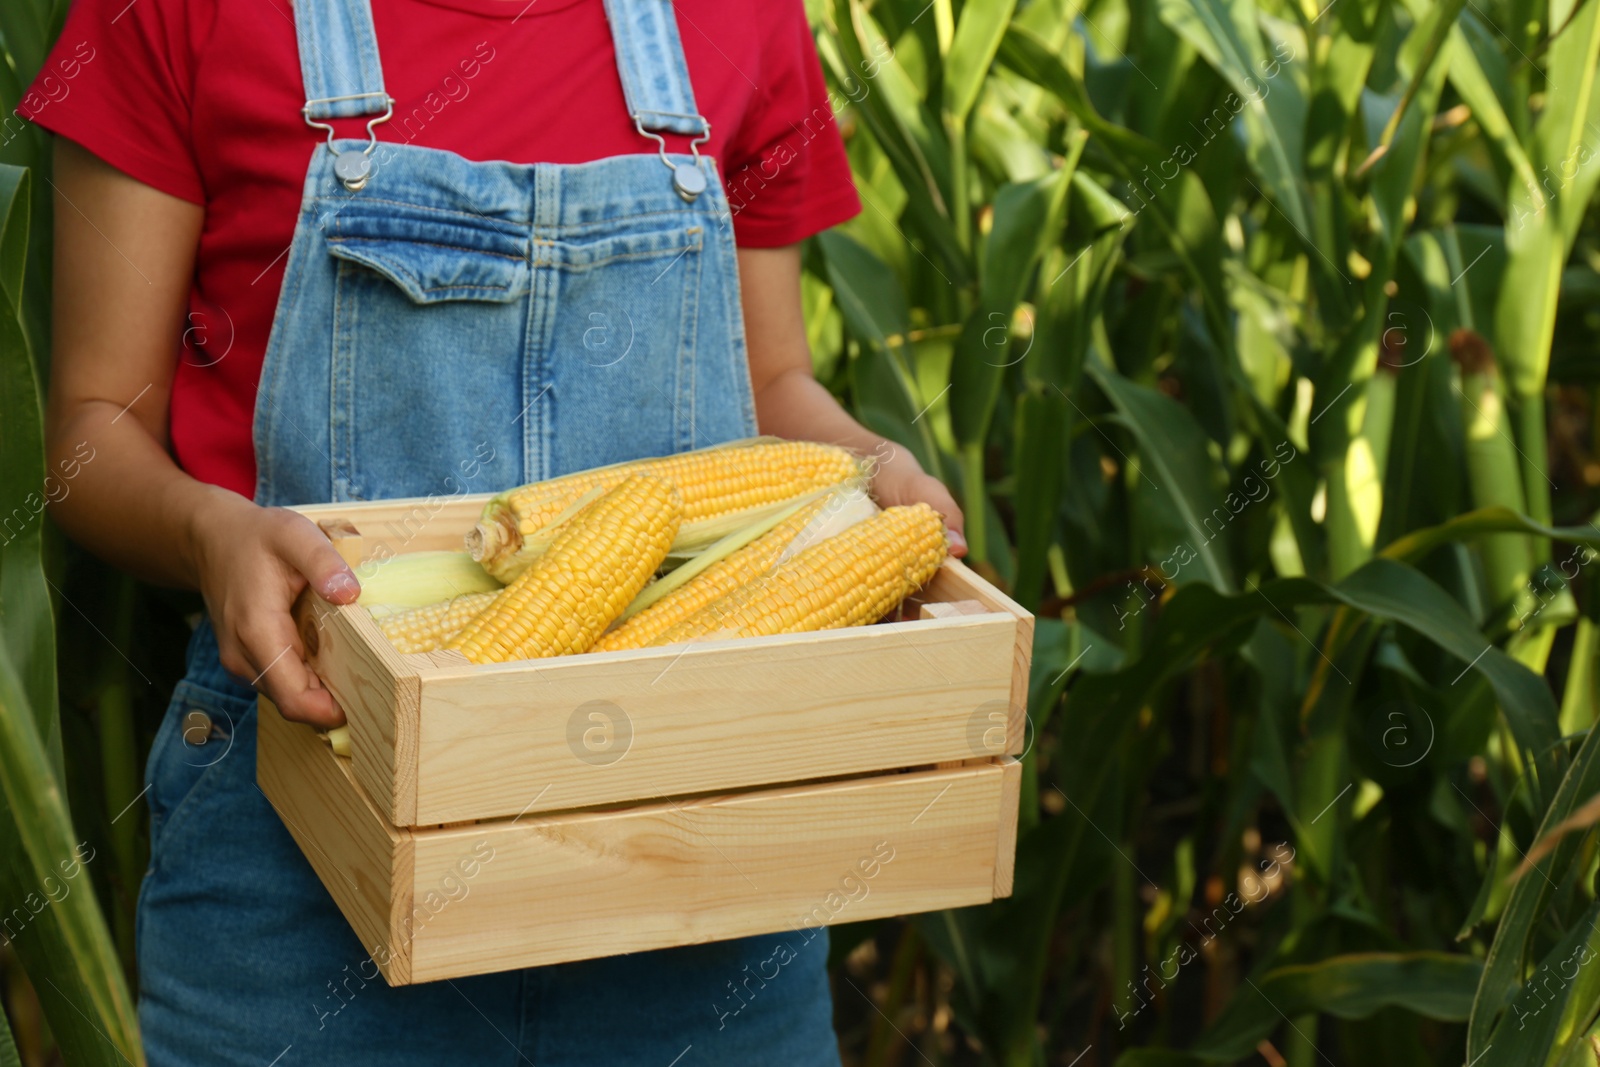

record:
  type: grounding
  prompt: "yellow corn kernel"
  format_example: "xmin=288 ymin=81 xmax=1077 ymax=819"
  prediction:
xmin=467 ymin=440 xmax=859 ymax=581
xmin=374 ymin=591 xmax=498 ymax=653
xmin=447 ymin=475 xmax=681 ymax=663
xmin=647 ymin=504 xmax=947 ymax=646
xmin=595 ymin=498 xmax=828 ymax=652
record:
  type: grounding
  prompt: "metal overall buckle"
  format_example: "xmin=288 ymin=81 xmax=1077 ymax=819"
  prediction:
xmin=303 ymin=92 xmax=396 ymax=192
xmin=633 ymin=112 xmax=712 ymax=202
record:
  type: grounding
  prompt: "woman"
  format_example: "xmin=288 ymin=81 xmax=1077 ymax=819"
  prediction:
xmin=30 ymin=0 xmax=964 ymax=1062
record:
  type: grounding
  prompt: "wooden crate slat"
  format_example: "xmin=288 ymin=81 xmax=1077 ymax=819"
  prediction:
xmin=294 ymin=594 xmax=421 ymax=826
xmin=927 ymin=561 xmax=1033 ymax=755
xmin=409 ymin=611 xmax=1017 ymax=824
xmin=407 ymin=758 xmax=1012 ymax=982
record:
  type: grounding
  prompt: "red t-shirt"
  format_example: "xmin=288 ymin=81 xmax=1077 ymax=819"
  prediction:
xmin=22 ymin=0 xmax=859 ymax=498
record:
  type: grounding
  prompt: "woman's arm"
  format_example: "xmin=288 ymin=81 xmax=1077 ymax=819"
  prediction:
xmin=45 ymin=138 xmax=357 ymax=726
xmin=739 ymin=243 xmax=967 ymax=554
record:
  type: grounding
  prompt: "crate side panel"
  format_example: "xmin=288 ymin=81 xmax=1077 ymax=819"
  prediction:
xmin=407 ymin=761 xmax=1006 ymax=981
xmin=294 ymin=593 xmax=419 ymax=826
xmin=926 ymin=561 xmax=1034 ymax=752
xmin=293 ymin=495 xmax=489 ymax=556
xmin=413 ymin=616 xmax=1015 ymax=824
xmin=993 ymin=757 xmax=1022 ymax=897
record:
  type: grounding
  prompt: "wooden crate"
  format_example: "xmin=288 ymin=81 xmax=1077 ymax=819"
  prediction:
xmin=259 ymin=698 xmax=1020 ymax=985
xmin=256 ymin=492 xmax=1032 ymax=985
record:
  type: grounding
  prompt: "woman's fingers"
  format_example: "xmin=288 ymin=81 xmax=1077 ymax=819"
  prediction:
xmin=235 ymin=610 xmax=345 ymax=728
xmin=271 ymin=510 xmax=362 ymax=603
xmin=891 ymin=472 xmax=967 ymax=558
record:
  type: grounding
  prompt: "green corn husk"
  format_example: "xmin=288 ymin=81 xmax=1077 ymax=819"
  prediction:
xmin=618 ymin=488 xmax=828 ymax=622
xmin=356 ymin=550 xmax=502 ymax=611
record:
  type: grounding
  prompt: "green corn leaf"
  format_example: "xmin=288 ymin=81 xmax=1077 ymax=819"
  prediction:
xmin=949 ymin=155 xmax=1077 ymax=449
xmin=0 ymin=156 xmax=140 ymax=1064
xmin=1447 ymin=16 xmax=1542 ymax=215
xmin=996 ymin=26 xmax=1166 ymax=166
xmin=943 ymin=0 xmax=1018 ymax=124
xmin=0 ymin=165 xmax=58 ymax=777
xmin=1365 ymin=0 xmax=1461 ymax=252
xmin=1031 ymin=173 xmax=1131 ymax=391
xmin=1558 ymin=617 xmax=1598 ymax=733
xmin=0 ymin=641 xmax=144 ymax=1066
xmin=0 ymin=0 xmax=50 ymax=87
xmin=1156 ymin=0 xmax=1312 ymax=239
xmin=1010 ymin=386 xmax=1069 ymax=612
xmin=1468 ymin=718 xmax=1600 ymax=1059
xmin=1381 ymin=505 xmax=1600 ymax=563
xmin=0 ymin=1004 xmax=19 ymax=1067
xmin=1531 ymin=0 xmax=1600 ymax=256
xmin=816 ymin=230 xmax=941 ymax=470
xmin=967 ymin=555 xmax=1554 ymax=1064
xmin=1478 ymin=900 xmax=1600 ymax=1067
xmin=1337 ymin=560 xmax=1562 ymax=801
xmin=819 ymin=1 xmax=968 ymax=282
xmin=840 ymin=2 xmax=953 ymax=201
xmin=997 ymin=25 xmax=1234 ymax=350
xmin=1086 ymin=362 xmax=1236 ymax=592
xmin=816 ymin=228 xmax=910 ymax=351
xmin=1189 ymin=952 xmax=1482 ymax=1060
xmin=1114 ymin=1053 xmax=1209 ymax=1067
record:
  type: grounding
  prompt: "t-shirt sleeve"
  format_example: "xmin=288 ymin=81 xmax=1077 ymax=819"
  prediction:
xmin=19 ymin=0 xmax=205 ymax=205
xmin=721 ymin=0 xmax=860 ymax=247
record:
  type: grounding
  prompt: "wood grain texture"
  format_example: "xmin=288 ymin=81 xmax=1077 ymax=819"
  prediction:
xmin=918 ymin=600 xmax=989 ymax=620
xmin=295 ymin=495 xmax=488 ymax=556
xmin=261 ymin=693 xmax=1015 ymax=984
xmin=924 ymin=599 xmax=999 ymax=767
xmin=993 ymin=756 xmax=1022 ymax=897
xmin=928 ymin=562 xmax=1034 ymax=756
xmin=406 ymin=759 xmax=1010 ymax=982
xmin=292 ymin=592 xmax=420 ymax=826
xmin=409 ymin=611 xmax=1018 ymax=825
xmin=256 ymin=698 xmax=415 ymax=985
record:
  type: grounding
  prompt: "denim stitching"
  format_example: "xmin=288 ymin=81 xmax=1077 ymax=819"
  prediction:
xmin=328 ymin=236 xmax=528 ymax=263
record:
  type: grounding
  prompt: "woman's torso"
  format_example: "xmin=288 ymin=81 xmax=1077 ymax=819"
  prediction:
xmin=25 ymin=0 xmax=857 ymax=496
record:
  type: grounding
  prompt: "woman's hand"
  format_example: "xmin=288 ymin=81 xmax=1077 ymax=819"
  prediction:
xmin=868 ymin=443 xmax=967 ymax=557
xmin=188 ymin=495 xmax=361 ymax=728
xmin=736 ymin=242 xmax=967 ymax=556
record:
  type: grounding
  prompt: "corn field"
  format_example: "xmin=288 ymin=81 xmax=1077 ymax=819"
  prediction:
xmin=4 ymin=0 xmax=1600 ymax=1060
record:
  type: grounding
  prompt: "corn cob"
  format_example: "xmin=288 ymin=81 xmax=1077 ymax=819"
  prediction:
xmin=447 ymin=475 xmax=681 ymax=663
xmin=647 ymin=504 xmax=947 ymax=646
xmin=468 ymin=440 xmax=860 ymax=581
xmin=596 ymin=498 xmax=828 ymax=651
xmin=375 ymin=591 xmax=498 ymax=653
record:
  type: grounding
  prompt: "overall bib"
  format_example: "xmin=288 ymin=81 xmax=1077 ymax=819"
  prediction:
xmin=135 ymin=1 xmax=841 ymax=1062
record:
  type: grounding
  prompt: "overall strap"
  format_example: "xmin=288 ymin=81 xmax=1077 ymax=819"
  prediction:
xmin=294 ymin=0 xmax=391 ymax=119
xmin=601 ymin=0 xmax=709 ymax=137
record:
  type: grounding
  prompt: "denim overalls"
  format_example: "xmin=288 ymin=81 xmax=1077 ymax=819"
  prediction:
xmin=135 ymin=1 xmax=840 ymax=1062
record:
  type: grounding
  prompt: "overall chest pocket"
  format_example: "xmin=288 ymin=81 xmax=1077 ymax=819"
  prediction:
xmin=322 ymin=201 xmax=532 ymax=500
xmin=533 ymin=218 xmax=708 ymax=476
xmin=321 ymin=199 xmax=711 ymax=500
xmin=325 ymin=200 xmax=529 ymax=303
